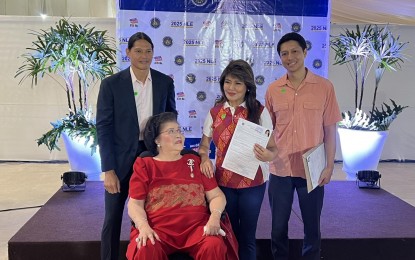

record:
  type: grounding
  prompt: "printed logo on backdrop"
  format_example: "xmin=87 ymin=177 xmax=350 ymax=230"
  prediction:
xmin=313 ymin=59 xmax=322 ymax=69
xmin=171 ymin=20 xmax=194 ymax=28
xmin=175 ymin=55 xmax=185 ymax=66
xmin=197 ymin=91 xmax=207 ymax=102
xmin=176 ymin=91 xmax=185 ymax=101
xmin=215 ymin=40 xmax=244 ymax=58
xmin=264 ymin=60 xmax=282 ymax=67
xmin=215 ymin=94 xmax=222 ymax=103
xmin=255 ymin=75 xmax=265 ymax=86
xmin=246 ymin=57 xmax=254 ymax=67
xmin=273 ymin=23 xmax=282 ymax=32
xmin=203 ymin=20 xmax=213 ymax=29
xmin=215 ymin=40 xmax=224 ymax=48
xmin=182 ymin=126 xmax=193 ymax=134
xmin=206 ymin=76 xmax=220 ymax=83
xmin=221 ymin=19 xmax=232 ymax=30
xmin=150 ymin=18 xmax=161 ymax=28
xmin=188 ymin=110 xmax=197 ymax=118
xmin=184 ymin=39 xmax=205 ymax=46
xmin=242 ymin=23 xmax=264 ymax=30
xmin=186 ymin=73 xmax=197 ymax=84
xmin=291 ymin=22 xmax=301 ymax=32
xmin=306 ymin=40 xmax=312 ymax=51
xmin=215 ymin=40 xmax=244 ymax=49
xmin=188 ymin=142 xmax=200 ymax=152
xmin=129 ymin=18 xmax=138 ymax=27
xmin=235 ymin=40 xmax=245 ymax=48
xmin=119 ymin=37 xmax=128 ymax=45
xmin=191 ymin=0 xmax=208 ymax=6
xmin=163 ymin=36 xmax=173 ymax=47
xmin=253 ymin=41 xmax=275 ymax=48
xmin=195 ymin=58 xmax=216 ymax=65
xmin=311 ymin=25 xmax=327 ymax=31
xmin=215 ymin=0 xmax=247 ymax=14
xmin=122 ymin=55 xmax=130 ymax=62
xmin=154 ymin=56 xmax=162 ymax=64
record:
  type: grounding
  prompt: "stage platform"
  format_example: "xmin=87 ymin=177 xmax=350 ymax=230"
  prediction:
xmin=8 ymin=181 xmax=415 ymax=260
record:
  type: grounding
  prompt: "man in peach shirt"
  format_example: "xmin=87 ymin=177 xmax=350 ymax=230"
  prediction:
xmin=265 ymin=32 xmax=341 ymax=260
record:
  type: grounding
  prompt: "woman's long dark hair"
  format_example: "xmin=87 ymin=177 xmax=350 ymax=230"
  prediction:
xmin=216 ymin=59 xmax=261 ymax=124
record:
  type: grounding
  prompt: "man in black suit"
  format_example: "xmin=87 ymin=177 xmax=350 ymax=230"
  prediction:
xmin=96 ymin=32 xmax=177 ymax=260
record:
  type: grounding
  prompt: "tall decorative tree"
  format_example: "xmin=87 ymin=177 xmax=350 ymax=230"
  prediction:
xmin=15 ymin=18 xmax=117 ymax=153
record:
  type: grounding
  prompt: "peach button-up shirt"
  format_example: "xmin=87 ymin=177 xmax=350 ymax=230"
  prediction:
xmin=265 ymin=69 xmax=341 ymax=178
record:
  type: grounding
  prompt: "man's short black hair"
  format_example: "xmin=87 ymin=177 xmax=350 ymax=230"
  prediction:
xmin=277 ymin=32 xmax=307 ymax=55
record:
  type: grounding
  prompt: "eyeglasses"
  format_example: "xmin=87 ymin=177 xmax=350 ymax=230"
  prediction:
xmin=160 ymin=128 xmax=184 ymax=136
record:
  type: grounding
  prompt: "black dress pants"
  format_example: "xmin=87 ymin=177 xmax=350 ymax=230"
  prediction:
xmin=101 ymin=141 xmax=146 ymax=260
xmin=268 ymin=175 xmax=324 ymax=260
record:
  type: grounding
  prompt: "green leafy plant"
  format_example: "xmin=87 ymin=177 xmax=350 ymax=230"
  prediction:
xmin=330 ymin=25 xmax=409 ymax=131
xmin=339 ymin=100 xmax=408 ymax=131
xmin=15 ymin=18 xmax=117 ymax=153
xmin=369 ymin=99 xmax=408 ymax=131
xmin=36 ymin=111 xmax=98 ymax=154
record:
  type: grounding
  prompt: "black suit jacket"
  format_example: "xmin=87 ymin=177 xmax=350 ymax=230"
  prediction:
xmin=96 ymin=67 xmax=176 ymax=181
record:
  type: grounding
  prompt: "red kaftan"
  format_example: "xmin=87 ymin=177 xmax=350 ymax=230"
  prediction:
xmin=126 ymin=154 xmax=238 ymax=260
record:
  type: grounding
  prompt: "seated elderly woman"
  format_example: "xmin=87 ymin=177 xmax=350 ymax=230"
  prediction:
xmin=126 ymin=112 xmax=238 ymax=260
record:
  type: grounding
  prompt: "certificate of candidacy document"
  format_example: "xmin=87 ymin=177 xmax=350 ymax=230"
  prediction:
xmin=222 ymin=118 xmax=271 ymax=180
xmin=302 ymin=143 xmax=326 ymax=193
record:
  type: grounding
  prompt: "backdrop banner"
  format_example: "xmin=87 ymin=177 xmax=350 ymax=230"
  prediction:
xmin=117 ymin=0 xmax=330 ymax=156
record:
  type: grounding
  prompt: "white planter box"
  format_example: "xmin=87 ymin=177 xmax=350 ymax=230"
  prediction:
xmin=337 ymin=128 xmax=389 ymax=180
xmin=61 ymin=132 xmax=102 ymax=181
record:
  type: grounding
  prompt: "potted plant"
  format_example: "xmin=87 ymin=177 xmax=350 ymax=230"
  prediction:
xmin=330 ymin=25 xmax=409 ymax=179
xmin=15 ymin=18 xmax=117 ymax=179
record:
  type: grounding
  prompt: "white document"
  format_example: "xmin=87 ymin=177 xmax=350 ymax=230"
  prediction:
xmin=222 ymin=118 xmax=271 ymax=180
xmin=302 ymin=143 xmax=326 ymax=193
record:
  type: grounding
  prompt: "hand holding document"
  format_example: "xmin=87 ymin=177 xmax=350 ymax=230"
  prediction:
xmin=302 ymin=143 xmax=326 ymax=193
xmin=222 ymin=118 xmax=271 ymax=180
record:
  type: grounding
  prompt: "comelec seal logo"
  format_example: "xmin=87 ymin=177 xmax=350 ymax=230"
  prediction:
xmin=313 ymin=59 xmax=322 ymax=69
xmin=163 ymin=36 xmax=173 ymax=47
xmin=215 ymin=95 xmax=222 ymax=103
xmin=291 ymin=22 xmax=301 ymax=32
xmin=174 ymin=55 xmax=185 ymax=66
xmin=191 ymin=0 xmax=207 ymax=7
xmin=306 ymin=40 xmax=312 ymax=51
xmin=255 ymin=75 xmax=265 ymax=86
xmin=196 ymin=91 xmax=207 ymax=102
xmin=186 ymin=73 xmax=196 ymax=84
xmin=150 ymin=18 xmax=161 ymax=29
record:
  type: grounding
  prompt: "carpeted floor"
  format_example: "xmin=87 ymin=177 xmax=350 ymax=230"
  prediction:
xmin=8 ymin=181 xmax=415 ymax=260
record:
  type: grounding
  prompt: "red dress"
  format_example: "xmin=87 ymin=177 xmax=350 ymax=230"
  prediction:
xmin=126 ymin=154 xmax=238 ymax=260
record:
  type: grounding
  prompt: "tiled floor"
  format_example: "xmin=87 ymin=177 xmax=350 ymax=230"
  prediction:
xmin=0 ymin=161 xmax=414 ymax=260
